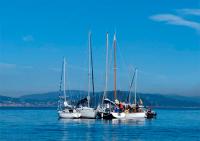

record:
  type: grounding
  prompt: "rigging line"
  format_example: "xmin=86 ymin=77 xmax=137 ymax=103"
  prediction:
xmin=132 ymin=69 xmax=143 ymax=102
xmin=117 ymin=41 xmax=131 ymax=89
xmin=129 ymin=67 xmax=140 ymax=104
xmin=77 ymin=73 xmax=83 ymax=101
xmin=67 ymin=63 xmax=106 ymax=76
xmin=68 ymin=65 xmax=126 ymax=76
xmin=58 ymin=58 xmax=64 ymax=110
xmin=107 ymin=37 xmax=114 ymax=92
xmin=127 ymin=68 xmax=136 ymax=103
xmin=87 ymin=31 xmax=93 ymax=107
xmin=115 ymin=38 xmax=130 ymax=92
xmin=63 ymin=58 xmax=67 ymax=102
xmin=136 ymin=70 xmax=141 ymax=101
xmin=127 ymin=65 xmax=136 ymax=89
xmin=116 ymin=39 xmax=129 ymax=70
xmin=66 ymin=61 xmax=72 ymax=103
xmin=113 ymin=33 xmax=117 ymax=100
xmin=102 ymin=32 xmax=109 ymax=104
xmin=59 ymin=58 xmax=64 ymax=95
xmin=127 ymin=65 xmax=133 ymax=90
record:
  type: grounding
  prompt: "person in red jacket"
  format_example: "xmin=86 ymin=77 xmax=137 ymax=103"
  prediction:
xmin=119 ymin=102 xmax=124 ymax=112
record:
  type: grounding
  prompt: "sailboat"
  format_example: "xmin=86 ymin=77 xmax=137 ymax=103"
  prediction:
xmin=57 ymin=58 xmax=81 ymax=119
xmin=76 ymin=32 xmax=97 ymax=119
xmin=125 ymin=69 xmax=147 ymax=119
xmin=96 ymin=32 xmax=110 ymax=118
xmin=103 ymin=33 xmax=125 ymax=119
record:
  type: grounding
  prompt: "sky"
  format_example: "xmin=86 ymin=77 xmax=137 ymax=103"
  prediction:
xmin=0 ymin=0 xmax=200 ymax=97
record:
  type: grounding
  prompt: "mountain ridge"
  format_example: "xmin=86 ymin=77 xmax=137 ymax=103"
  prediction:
xmin=1 ymin=90 xmax=200 ymax=107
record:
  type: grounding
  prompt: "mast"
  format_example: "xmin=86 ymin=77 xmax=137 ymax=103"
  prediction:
xmin=134 ymin=69 xmax=138 ymax=104
xmin=58 ymin=59 xmax=64 ymax=111
xmin=90 ymin=32 xmax=95 ymax=97
xmin=88 ymin=32 xmax=91 ymax=107
xmin=63 ymin=58 xmax=67 ymax=102
xmin=113 ymin=33 xmax=117 ymax=100
xmin=102 ymin=32 xmax=109 ymax=104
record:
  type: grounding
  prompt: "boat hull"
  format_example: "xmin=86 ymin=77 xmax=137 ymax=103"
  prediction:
xmin=77 ymin=107 xmax=97 ymax=119
xmin=58 ymin=111 xmax=81 ymax=119
xmin=111 ymin=112 xmax=126 ymax=119
xmin=103 ymin=112 xmax=113 ymax=120
xmin=146 ymin=111 xmax=157 ymax=119
xmin=103 ymin=112 xmax=126 ymax=120
xmin=125 ymin=112 xmax=146 ymax=119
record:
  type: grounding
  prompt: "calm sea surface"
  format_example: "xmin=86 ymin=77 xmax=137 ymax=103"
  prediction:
xmin=0 ymin=108 xmax=200 ymax=141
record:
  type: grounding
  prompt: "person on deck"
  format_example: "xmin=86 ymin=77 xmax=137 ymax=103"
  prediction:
xmin=119 ymin=102 xmax=124 ymax=113
xmin=136 ymin=103 xmax=139 ymax=112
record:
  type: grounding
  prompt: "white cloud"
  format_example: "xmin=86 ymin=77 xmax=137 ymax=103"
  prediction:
xmin=22 ymin=35 xmax=34 ymax=42
xmin=0 ymin=62 xmax=34 ymax=70
xmin=150 ymin=14 xmax=200 ymax=31
xmin=0 ymin=62 xmax=16 ymax=69
xmin=178 ymin=8 xmax=200 ymax=16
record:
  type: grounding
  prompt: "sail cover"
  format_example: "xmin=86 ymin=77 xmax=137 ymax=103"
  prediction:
xmin=76 ymin=98 xmax=88 ymax=106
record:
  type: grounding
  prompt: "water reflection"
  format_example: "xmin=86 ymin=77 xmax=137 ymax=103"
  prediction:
xmin=57 ymin=118 xmax=147 ymax=140
xmin=59 ymin=118 xmax=146 ymax=126
xmin=58 ymin=118 xmax=97 ymax=125
xmin=3 ymin=109 xmax=200 ymax=141
xmin=109 ymin=118 xmax=145 ymax=125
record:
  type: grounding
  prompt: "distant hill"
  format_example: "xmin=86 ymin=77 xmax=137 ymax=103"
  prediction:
xmin=1 ymin=90 xmax=200 ymax=107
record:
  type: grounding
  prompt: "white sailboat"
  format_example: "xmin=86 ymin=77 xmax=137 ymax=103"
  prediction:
xmin=125 ymin=69 xmax=146 ymax=119
xmin=103 ymin=33 xmax=126 ymax=119
xmin=58 ymin=58 xmax=81 ymax=119
xmin=77 ymin=32 xmax=97 ymax=119
xmin=96 ymin=32 xmax=109 ymax=118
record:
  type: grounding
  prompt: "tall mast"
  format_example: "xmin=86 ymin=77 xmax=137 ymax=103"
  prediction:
xmin=113 ymin=33 xmax=117 ymax=100
xmin=102 ymin=32 xmax=109 ymax=104
xmin=90 ymin=32 xmax=95 ymax=97
xmin=134 ymin=69 xmax=138 ymax=104
xmin=63 ymin=58 xmax=67 ymax=102
xmin=88 ymin=32 xmax=91 ymax=107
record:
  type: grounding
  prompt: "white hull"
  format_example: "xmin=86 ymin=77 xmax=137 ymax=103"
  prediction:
xmin=58 ymin=110 xmax=81 ymax=119
xmin=111 ymin=112 xmax=126 ymax=119
xmin=77 ymin=107 xmax=97 ymax=119
xmin=125 ymin=112 xmax=146 ymax=119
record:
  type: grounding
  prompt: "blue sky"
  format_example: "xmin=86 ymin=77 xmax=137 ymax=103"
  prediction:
xmin=0 ymin=0 xmax=200 ymax=97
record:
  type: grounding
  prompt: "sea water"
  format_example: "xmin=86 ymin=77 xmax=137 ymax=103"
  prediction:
xmin=0 ymin=108 xmax=200 ymax=141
